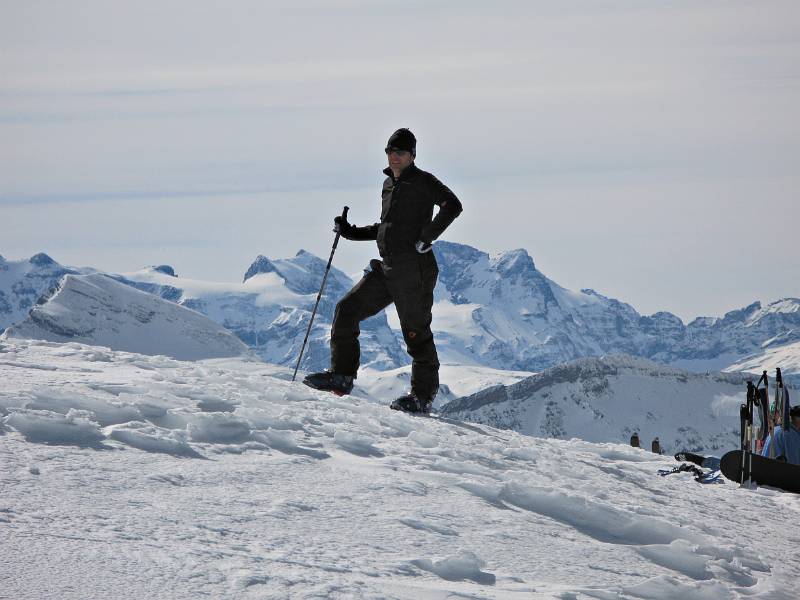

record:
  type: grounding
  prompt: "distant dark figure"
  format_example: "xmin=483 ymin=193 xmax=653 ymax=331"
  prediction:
xmin=651 ymin=437 xmax=661 ymax=454
xmin=630 ymin=433 xmax=640 ymax=448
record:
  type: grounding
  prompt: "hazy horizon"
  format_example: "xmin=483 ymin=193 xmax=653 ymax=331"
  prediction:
xmin=3 ymin=1 xmax=798 ymax=322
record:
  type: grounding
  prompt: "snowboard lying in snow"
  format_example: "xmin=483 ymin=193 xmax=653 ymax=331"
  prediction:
xmin=720 ymin=450 xmax=800 ymax=494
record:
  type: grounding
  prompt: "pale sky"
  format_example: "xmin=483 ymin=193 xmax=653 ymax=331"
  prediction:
xmin=2 ymin=1 xmax=799 ymax=322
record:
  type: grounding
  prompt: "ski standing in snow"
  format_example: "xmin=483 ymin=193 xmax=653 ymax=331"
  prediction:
xmin=304 ymin=128 xmax=463 ymax=414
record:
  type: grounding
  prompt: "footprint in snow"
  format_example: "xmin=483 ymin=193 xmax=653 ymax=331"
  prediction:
xmin=398 ymin=518 xmax=459 ymax=536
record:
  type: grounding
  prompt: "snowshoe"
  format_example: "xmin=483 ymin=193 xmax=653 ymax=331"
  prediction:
xmin=390 ymin=393 xmax=432 ymax=415
xmin=302 ymin=371 xmax=354 ymax=396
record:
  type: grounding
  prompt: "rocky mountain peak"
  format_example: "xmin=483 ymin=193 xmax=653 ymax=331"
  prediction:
xmin=492 ymin=248 xmax=536 ymax=275
xmin=725 ymin=301 xmax=762 ymax=321
xmin=290 ymin=249 xmax=326 ymax=271
xmin=149 ymin=265 xmax=176 ymax=277
xmin=243 ymin=255 xmax=276 ymax=282
xmin=761 ymin=298 xmax=800 ymax=314
xmin=29 ymin=253 xmax=56 ymax=267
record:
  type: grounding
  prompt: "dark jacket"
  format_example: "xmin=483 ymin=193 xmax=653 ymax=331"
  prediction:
xmin=342 ymin=164 xmax=463 ymax=259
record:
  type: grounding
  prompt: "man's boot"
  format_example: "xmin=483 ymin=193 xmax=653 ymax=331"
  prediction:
xmin=303 ymin=371 xmax=354 ymax=396
xmin=390 ymin=392 xmax=433 ymax=415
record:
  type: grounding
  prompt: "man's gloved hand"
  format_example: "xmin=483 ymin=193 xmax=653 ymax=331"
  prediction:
xmin=334 ymin=216 xmax=352 ymax=235
xmin=415 ymin=240 xmax=432 ymax=253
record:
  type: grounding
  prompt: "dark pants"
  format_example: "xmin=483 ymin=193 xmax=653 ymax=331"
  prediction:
xmin=331 ymin=252 xmax=440 ymax=398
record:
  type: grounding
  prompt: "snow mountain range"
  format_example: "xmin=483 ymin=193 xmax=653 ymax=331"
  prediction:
xmin=117 ymin=251 xmax=408 ymax=372
xmin=432 ymin=241 xmax=800 ymax=378
xmin=1 ymin=247 xmax=798 ymax=381
xmin=1 ymin=251 xmax=406 ymax=372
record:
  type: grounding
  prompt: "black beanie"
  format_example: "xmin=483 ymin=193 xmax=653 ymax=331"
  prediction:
xmin=387 ymin=128 xmax=416 ymax=155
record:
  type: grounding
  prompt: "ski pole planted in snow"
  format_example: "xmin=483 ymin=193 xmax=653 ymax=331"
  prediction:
xmin=292 ymin=206 xmax=349 ymax=382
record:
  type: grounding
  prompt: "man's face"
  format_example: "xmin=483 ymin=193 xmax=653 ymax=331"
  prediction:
xmin=386 ymin=147 xmax=414 ymax=172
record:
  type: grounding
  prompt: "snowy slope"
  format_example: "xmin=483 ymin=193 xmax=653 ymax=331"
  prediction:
xmin=2 ymin=274 xmax=250 ymax=360
xmin=725 ymin=339 xmax=800 ymax=385
xmin=1 ymin=338 xmax=797 ymax=599
xmin=441 ymin=355 xmax=749 ymax=454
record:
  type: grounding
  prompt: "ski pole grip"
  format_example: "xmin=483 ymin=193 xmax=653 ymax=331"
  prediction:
xmin=757 ymin=370 xmax=767 ymax=388
xmin=341 ymin=206 xmax=349 ymax=221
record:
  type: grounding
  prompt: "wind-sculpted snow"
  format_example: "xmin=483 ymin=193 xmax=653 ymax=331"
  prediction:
xmin=2 ymin=274 xmax=251 ymax=360
xmin=4 ymin=408 xmax=105 ymax=446
xmin=1 ymin=339 xmax=797 ymax=598
xmin=441 ymin=355 xmax=748 ymax=454
xmin=497 ymin=483 xmax=704 ymax=546
xmin=107 ymin=422 xmax=202 ymax=458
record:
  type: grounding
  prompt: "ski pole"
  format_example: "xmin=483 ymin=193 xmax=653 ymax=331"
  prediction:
xmin=770 ymin=368 xmax=784 ymax=459
xmin=741 ymin=382 xmax=754 ymax=486
xmin=291 ymin=206 xmax=349 ymax=382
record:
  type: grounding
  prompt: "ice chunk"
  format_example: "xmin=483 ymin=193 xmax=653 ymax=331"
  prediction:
xmin=25 ymin=389 xmax=141 ymax=426
xmin=411 ymin=550 xmax=496 ymax=584
xmin=332 ymin=430 xmax=383 ymax=457
xmin=4 ymin=408 xmax=104 ymax=446
xmin=636 ymin=540 xmax=713 ymax=580
xmin=188 ymin=413 xmax=251 ymax=443
xmin=106 ymin=422 xmax=202 ymax=457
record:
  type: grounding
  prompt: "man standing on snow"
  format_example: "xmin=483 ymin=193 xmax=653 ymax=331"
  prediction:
xmin=303 ymin=128 xmax=463 ymax=414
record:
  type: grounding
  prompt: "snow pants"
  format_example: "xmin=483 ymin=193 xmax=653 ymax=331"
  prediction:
xmin=330 ymin=252 xmax=440 ymax=399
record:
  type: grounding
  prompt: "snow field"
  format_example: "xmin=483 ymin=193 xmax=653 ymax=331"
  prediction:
xmin=1 ymin=338 xmax=798 ymax=599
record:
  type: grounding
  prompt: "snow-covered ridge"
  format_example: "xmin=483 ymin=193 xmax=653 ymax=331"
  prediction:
xmin=0 ymin=252 xmax=79 ymax=333
xmin=441 ymin=354 xmax=749 ymax=454
xmin=0 ymin=339 xmax=796 ymax=598
xmin=2 ymin=273 xmax=250 ymax=360
xmin=2 ymin=248 xmax=799 ymax=379
xmin=725 ymin=339 xmax=800 ymax=383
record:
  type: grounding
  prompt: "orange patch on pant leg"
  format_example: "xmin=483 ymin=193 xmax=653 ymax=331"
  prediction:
xmin=408 ymin=331 xmax=417 ymax=339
